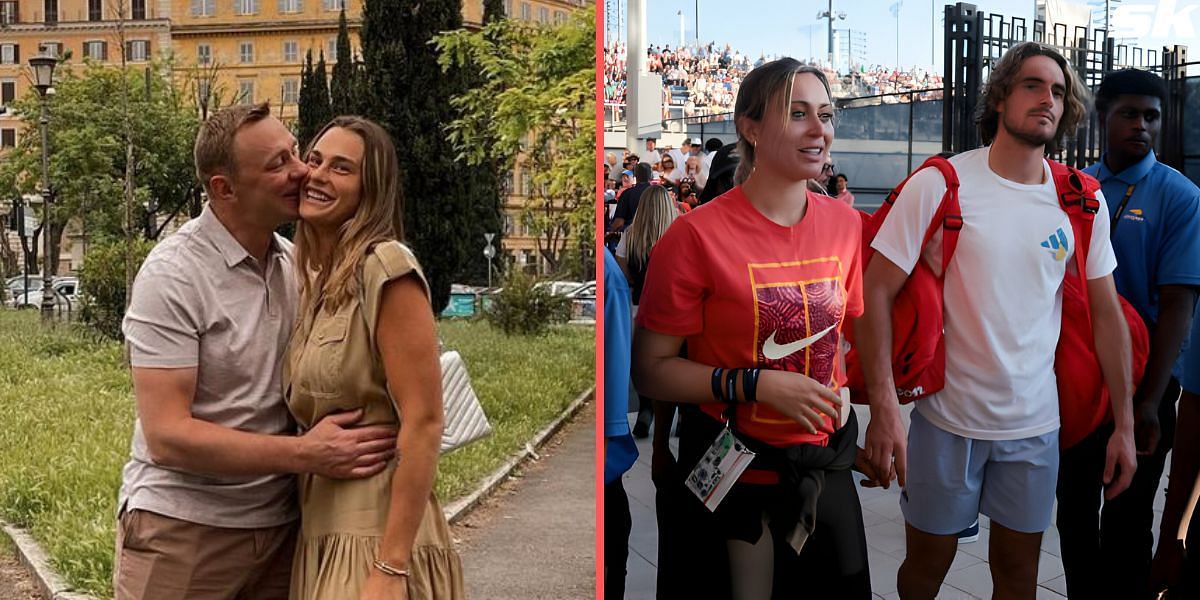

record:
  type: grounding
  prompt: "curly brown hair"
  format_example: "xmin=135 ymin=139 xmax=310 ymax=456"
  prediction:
xmin=975 ymin=42 xmax=1091 ymax=153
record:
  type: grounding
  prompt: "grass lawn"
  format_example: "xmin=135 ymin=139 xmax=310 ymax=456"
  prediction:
xmin=0 ymin=310 xmax=593 ymax=597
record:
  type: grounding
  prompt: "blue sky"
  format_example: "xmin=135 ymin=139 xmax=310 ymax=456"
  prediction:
xmin=605 ymin=1 xmax=1196 ymax=73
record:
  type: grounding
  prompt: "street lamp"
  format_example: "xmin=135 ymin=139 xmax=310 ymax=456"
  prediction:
xmin=483 ymin=233 xmax=496 ymax=289
xmin=29 ymin=48 xmax=56 ymax=321
xmin=817 ymin=1 xmax=846 ymax=68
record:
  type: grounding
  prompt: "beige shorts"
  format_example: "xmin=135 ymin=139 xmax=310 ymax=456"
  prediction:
xmin=113 ymin=509 xmax=297 ymax=600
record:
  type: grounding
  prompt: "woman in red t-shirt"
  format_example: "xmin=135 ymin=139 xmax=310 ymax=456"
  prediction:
xmin=632 ymin=58 xmax=878 ymax=599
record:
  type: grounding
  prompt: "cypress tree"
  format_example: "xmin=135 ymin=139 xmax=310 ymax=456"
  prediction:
xmin=360 ymin=0 xmax=482 ymax=311
xmin=297 ymin=49 xmax=319 ymax=151
xmin=313 ymin=50 xmax=333 ymax=129
xmin=330 ymin=8 xmax=355 ymax=115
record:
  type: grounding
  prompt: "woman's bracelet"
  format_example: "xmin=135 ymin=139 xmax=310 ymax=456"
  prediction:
xmin=372 ymin=560 xmax=411 ymax=578
xmin=726 ymin=368 xmax=740 ymax=405
xmin=711 ymin=367 xmax=724 ymax=402
xmin=743 ymin=368 xmax=761 ymax=404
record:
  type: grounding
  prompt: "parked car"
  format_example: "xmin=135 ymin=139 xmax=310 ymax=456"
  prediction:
xmin=5 ymin=275 xmax=44 ymax=307
xmin=533 ymin=280 xmax=585 ymax=296
xmin=13 ymin=277 xmax=79 ymax=312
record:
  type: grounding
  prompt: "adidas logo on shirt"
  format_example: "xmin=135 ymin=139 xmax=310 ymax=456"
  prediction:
xmin=1040 ymin=227 xmax=1069 ymax=261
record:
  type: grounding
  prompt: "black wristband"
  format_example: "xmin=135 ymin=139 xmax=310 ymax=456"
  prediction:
xmin=711 ymin=367 xmax=724 ymax=402
xmin=744 ymin=368 xmax=760 ymax=404
xmin=726 ymin=368 xmax=740 ymax=405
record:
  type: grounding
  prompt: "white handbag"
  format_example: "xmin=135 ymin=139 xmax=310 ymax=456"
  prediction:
xmin=439 ymin=349 xmax=493 ymax=454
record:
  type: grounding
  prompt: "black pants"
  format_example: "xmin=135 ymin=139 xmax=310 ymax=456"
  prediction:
xmin=653 ymin=407 xmax=872 ymax=599
xmin=605 ymin=478 xmax=632 ymax=600
xmin=1057 ymin=378 xmax=1179 ymax=600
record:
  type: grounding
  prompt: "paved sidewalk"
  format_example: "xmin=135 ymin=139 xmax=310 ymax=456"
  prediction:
xmin=622 ymin=403 xmax=1168 ymax=599
xmin=455 ymin=404 xmax=596 ymax=599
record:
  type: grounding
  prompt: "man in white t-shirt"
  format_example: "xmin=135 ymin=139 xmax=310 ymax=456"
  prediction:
xmin=643 ymin=138 xmax=661 ymax=167
xmin=856 ymin=42 xmax=1137 ymax=598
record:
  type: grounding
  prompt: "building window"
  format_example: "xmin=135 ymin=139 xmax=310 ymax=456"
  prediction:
xmin=238 ymin=79 xmax=255 ymax=103
xmin=239 ymin=41 xmax=253 ymax=63
xmin=1 ymin=79 xmax=15 ymax=108
xmin=132 ymin=0 xmax=145 ymax=19
xmin=235 ymin=0 xmax=258 ymax=15
xmin=1 ymin=129 xmax=15 ymax=148
xmin=278 ymin=0 xmax=300 ymax=12
xmin=282 ymin=78 xmax=299 ymax=104
xmin=190 ymin=0 xmax=214 ymax=16
xmin=196 ymin=43 xmax=211 ymax=65
xmin=0 ymin=44 xmax=17 ymax=65
xmin=283 ymin=41 xmax=298 ymax=62
xmin=126 ymin=40 xmax=149 ymax=62
xmin=41 ymin=42 xmax=62 ymax=58
xmin=503 ymin=213 xmax=514 ymax=235
xmin=327 ymin=38 xmax=336 ymax=61
xmin=322 ymin=0 xmax=344 ymax=9
xmin=554 ymin=10 xmax=565 ymax=24
xmin=44 ymin=0 xmax=56 ymax=23
xmin=0 ymin=2 xmax=18 ymax=25
xmin=537 ymin=6 xmax=547 ymax=22
xmin=88 ymin=0 xmax=101 ymax=21
xmin=197 ymin=79 xmax=211 ymax=103
xmin=519 ymin=2 xmax=529 ymax=20
xmin=503 ymin=0 xmax=511 ymax=16
xmin=84 ymin=41 xmax=108 ymax=60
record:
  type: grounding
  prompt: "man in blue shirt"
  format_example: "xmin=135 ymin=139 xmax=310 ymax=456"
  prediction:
xmin=1057 ymin=68 xmax=1200 ymax=599
xmin=604 ymin=248 xmax=638 ymax=600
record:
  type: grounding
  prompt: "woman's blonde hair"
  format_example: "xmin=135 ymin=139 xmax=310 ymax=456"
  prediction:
xmin=294 ymin=116 xmax=405 ymax=318
xmin=733 ymin=58 xmax=833 ymax=184
xmin=624 ymin=185 xmax=677 ymax=270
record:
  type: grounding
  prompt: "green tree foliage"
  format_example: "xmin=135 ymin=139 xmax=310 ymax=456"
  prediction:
xmin=296 ymin=49 xmax=332 ymax=151
xmin=360 ymin=0 xmax=480 ymax=313
xmin=0 ymin=60 xmax=198 ymax=268
xmin=435 ymin=8 xmax=596 ymax=278
xmin=484 ymin=268 xmax=571 ymax=336
xmin=330 ymin=8 xmax=356 ymax=116
xmin=77 ymin=237 xmax=156 ymax=338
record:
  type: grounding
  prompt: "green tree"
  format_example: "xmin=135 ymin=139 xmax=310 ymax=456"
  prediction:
xmin=360 ymin=0 xmax=480 ymax=313
xmin=330 ymin=8 xmax=356 ymax=115
xmin=313 ymin=50 xmax=333 ymax=128
xmin=0 ymin=58 xmax=200 ymax=334
xmin=297 ymin=49 xmax=333 ymax=151
xmin=435 ymin=8 xmax=596 ymax=277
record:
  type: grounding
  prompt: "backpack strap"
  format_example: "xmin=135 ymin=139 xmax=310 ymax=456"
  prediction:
xmin=881 ymin=155 xmax=962 ymax=276
xmin=1048 ymin=160 xmax=1102 ymax=320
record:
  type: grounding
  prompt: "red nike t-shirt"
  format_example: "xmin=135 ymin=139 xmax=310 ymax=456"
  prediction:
xmin=637 ymin=186 xmax=864 ymax=447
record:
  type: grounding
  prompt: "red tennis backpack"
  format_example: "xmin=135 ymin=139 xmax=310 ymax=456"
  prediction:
xmin=843 ymin=156 xmax=1148 ymax=449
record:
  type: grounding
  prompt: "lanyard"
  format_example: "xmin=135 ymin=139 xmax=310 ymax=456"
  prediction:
xmin=1110 ymin=184 xmax=1137 ymax=237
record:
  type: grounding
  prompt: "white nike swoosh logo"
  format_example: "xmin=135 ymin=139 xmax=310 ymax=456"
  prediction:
xmin=761 ymin=323 xmax=838 ymax=360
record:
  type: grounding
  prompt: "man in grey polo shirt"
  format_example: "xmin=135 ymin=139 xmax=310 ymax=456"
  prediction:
xmin=114 ymin=103 xmax=397 ymax=599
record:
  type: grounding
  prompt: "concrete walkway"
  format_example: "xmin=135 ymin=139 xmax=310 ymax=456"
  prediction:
xmin=455 ymin=404 xmax=596 ymax=599
xmin=621 ymin=403 xmax=1169 ymax=599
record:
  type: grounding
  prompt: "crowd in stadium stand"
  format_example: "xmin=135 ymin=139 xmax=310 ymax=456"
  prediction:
xmin=603 ymin=41 xmax=945 ymax=119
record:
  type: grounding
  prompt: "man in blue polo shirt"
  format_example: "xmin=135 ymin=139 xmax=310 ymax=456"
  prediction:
xmin=604 ymin=248 xmax=639 ymax=600
xmin=1057 ymin=68 xmax=1200 ymax=599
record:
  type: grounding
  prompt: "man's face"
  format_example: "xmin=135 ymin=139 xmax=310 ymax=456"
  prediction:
xmin=1105 ymin=94 xmax=1160 ymax=161
xmin=227 ymin=117 xmax=308 ymax=228
xmin=996 ymin=55 xmax=1066 ymax=148
xmin=621 ymin=174 xmax=633 ymax=187
xmin=645 ymin=139 xmax=656 ymax=152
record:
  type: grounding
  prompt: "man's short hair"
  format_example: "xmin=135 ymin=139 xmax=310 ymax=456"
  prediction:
xmin=634 ymin=162 xmax=653 ymax=183
xmin=194 ymin=102 xmax=273 ymax=195
xmin=705 ymin=137 xmax=723 ymax=153
xmin=1096 ymin=69 xmax=1168 ymax=114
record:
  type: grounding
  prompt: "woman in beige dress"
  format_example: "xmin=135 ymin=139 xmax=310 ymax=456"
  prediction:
xmin=285 ymin=115 xmax=466 ymax=599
